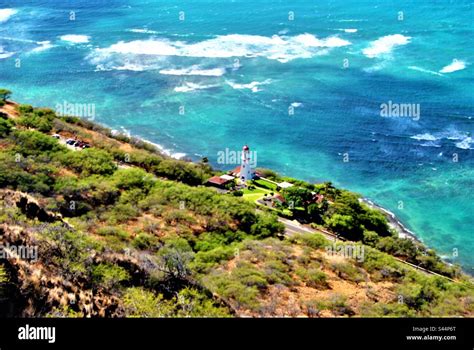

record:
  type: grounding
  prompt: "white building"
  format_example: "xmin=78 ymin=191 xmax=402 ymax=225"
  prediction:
xmin=240 ymin=145 xmax=253 ymax=183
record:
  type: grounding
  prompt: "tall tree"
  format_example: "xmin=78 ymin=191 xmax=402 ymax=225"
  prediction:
xmin=0 ymin=89 xmax=12 ymax=101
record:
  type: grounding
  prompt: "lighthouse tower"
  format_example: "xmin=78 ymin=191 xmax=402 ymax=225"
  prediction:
xmin=240 ymin=145 xmax=252 ymax=183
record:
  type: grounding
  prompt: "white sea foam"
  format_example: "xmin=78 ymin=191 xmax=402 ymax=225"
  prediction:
xmin=411 ymin=133 xmax=437 ymax=141
xmin=160 ymin=66 xmax=226 ymax=77
xmin=408 ymin=66 xmax=444 ymax=77
xmin=339 ymin=28 xmax=358 ymax=33
xmin=226 ymin=79 xmax=272 ymax=92
xmin=114 ymin=63 xmax=147 ymax=71
xmin=94 ymin=62 xmax=152 ymax=72
xmin=0 ymin=45 xmax=14 ymax=59
xmin=455 ymin=137 xmax=473 ymax=150
xmin=291 ymin=102 xmax=303 ymax=107
xmin=142 ymin=139 xmax=186 ymax=159
xmin=362 ymin=34 xmax=411 ymax=58
xmin=174 ymin=82 xmax=219 ymax=93
xmin=112 ymin=132 xmax=186 ymax=160
xmin=420 ymin=141 xmax=441 ymax=148
xmin=91 ymin=33 xmax=351 ymax=63
xmin=0 ymin=9 xmax=17 ymax=23
xmin=128 ymin=28 xmax=159 ymax=34
xmin=60 ymin=34 xmax=90 ymax=44
xmin=411 ymin=129 xmax=473 ymax=149
xmin=439 ymin=59 xmax=467 ymax=73
xmin=338 ymin=19 xmax=366 ymax=23
xmin=0 ymin=51 xmax=14 ymax=59
xmin=31 ymin=41 xmax=54 ymax=53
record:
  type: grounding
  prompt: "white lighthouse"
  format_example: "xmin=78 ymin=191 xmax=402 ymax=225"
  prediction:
xmin=240 ymin=145 xmax=253 ymax=183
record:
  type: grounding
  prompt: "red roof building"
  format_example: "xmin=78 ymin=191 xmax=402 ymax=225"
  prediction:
xmin=206 ymin=175 xmax=235 ymax=189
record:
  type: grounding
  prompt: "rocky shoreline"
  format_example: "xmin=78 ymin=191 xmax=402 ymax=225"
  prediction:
xmin=360 ymin=197 xmax=421 ymax=242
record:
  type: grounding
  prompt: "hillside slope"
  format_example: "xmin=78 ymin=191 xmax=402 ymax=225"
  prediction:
xmin=0 ymin=98 xmax=473 ymax=317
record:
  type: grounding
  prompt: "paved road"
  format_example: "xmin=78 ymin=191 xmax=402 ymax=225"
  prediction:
xmin=278 ymin=217 xmax=337 ymax=241
xmin=277 ymin=217 xmax=459 ymax=282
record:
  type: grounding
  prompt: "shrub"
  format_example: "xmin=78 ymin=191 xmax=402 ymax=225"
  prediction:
xmin=18 ymin=113 xmax=53 ymax=132
xmin=112 ymin=168 xmax=155 ymax=192
xmin=123 ymin=287 xmax=172 ymax=317
xmin=0 ymin=117 xmax=13 ymax=137
xmin=96 ymin=226 xmax=130 ymax=241
xmin=18 ymin=104 xmax=34 ymax=114
xmin=154 ymin=159 xmax=204 ymax=185
xmin=91 ymin=263 xmax=130 ymax=289
xmin=107 ymin=203 xmax=140 ymax=224
xmin=59 ymin=148 xmax=117 ymax=176
xmin=330 ymin=262 xmax=365 ymax=284
xmin=263 ymin=259 xmax=293 ymax=286
xmin=296 ymin=267 xmax=329 ymax=288
xmin=172 ymin=287 xmax=230 ymax=317
xmin=0 ymin=88 xmax=11 ymax=101
xmin=250 ymin=213 xmax=285 ymax=238
xmin=13 ymin=130 xmax=65 ymax=156
xmin=204 ymin=274 xmax=260 ymax=310
xmin=362 ymin=230 xmax=380 ymax=245
xmin=0 ymin=265 xmax=7 ymax=284
xmin=325 ymin=294 xmax=355 ymax=316
xmin=191 ymin=246 xmax=236 ymax=272
xmin=233 ymin=261 xmax=268 ymax=289
xmin=290 ymin=233 xmax=329 ymax=249
xmin=156 ymin=237 xmax=194 ymax=280
xmin=132 ymin=232 xmax=159 ymax=250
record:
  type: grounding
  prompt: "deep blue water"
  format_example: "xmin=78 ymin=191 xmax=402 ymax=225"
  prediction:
xmin=1 ymin=0 xmax=473 ymax=271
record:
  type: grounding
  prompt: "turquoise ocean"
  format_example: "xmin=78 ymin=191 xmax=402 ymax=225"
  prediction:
xmin=0 ymin=1 xmax=473 ymax=271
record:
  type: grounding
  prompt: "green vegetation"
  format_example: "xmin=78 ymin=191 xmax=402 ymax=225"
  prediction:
xmin=0 ymin=90 xmax=472 ymax=318
xmin=0 ymin=88 xmax=11 ymax=102
xmin=59 ymin=148 xmax=117 ymax=176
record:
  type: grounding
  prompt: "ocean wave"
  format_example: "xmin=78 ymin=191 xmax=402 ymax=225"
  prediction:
xmin=363 ymin=61 xmax=387 ymax=73
xmin=174 ymin=82 xmax=220 ymax=93
xmin=455 ymin=137 xmax=473 ymax=150
xmin=439 ymin=59 xmax=467 ymax=73
xmin=338 ymin=19 xmax=367 ymax=22
xmin=94 ymin=62 xmax=153 ymax=72
xmin=0 ymin=8 xmax=17 ymax=23
xmin=362 ymin=34 xmax=411 ymax=58
xmin=411 ymin=133 xmax=438 ymax=141
xmin=128 ymin=28 xmax=159 ymax=34
xmin=411 ymin=129 xmax=473 ymax=149
xmin=141 ymin=139 xmax=186 ymax=159
xmin=0 ymin=45 xmax=14 ymax=59
xmin=60 ymin=34 xmax=90 ymax=44
xmin=0 ymin=51 xmax=14 ymax=59
xmin=420 ymin=141 xmax=441 ymax=148
xmin=408 ymin=66 xmax=444 ymax=77
xmin=31 ymin=41 xmax=54 ymax=53
xmin=338 ymin=28 xmax=358 ymax=33
xmin=226 ymin=79 xmax=272 ymax=92
xmin=111 ymin=130 xmax=185 ymax=159
xmin=91 ymin=33 xmax=351 ymax=63
xmin=114 ymin=62 xmax=148 ymax=71
xmin=160 ymin=66 xmax=226 ymax=77
xmin=0 ymin=36 xmax=35 ymax=43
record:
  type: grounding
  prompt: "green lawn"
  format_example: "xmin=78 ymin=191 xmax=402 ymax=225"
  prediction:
xmin=242 ymin=187 xmax=271 ymax=203
xmin=253 ymin=179 xmax=278 ymax=191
